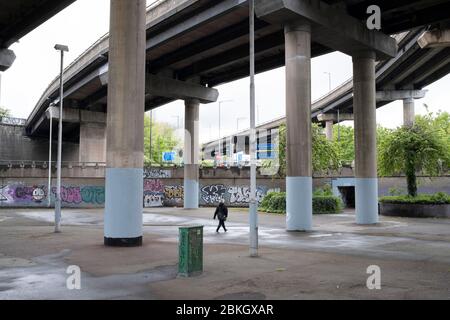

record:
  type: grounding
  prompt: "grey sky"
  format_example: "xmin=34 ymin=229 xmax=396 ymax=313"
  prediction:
xmin=1 ymin=0 xmax=449 ymax=143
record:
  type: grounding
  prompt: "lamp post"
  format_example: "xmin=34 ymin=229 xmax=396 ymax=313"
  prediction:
xmin=47 ymin=105 xmax=54 ymax=208
xmin=217 ymin=100 xmax=233 ymax=160
xmin=54 ymin=44 xmax=69 ymax=233
xmin=249 ymin=0 xmax=258 ymax=257
xmin=149 ymin=110 xmax=153 ymax=165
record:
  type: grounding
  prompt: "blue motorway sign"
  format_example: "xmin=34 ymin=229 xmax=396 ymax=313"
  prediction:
xmin=162 ymin=151 xmax=176 ymax=162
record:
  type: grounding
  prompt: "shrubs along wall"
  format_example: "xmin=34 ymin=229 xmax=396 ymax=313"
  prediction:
xmin=259 ymin=188 xmax=343 ymax=214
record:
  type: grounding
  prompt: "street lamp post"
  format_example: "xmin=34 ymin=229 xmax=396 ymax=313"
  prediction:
xmin=249 ymin=0 xmax=258 ymax=257
xmin=54 ymin=44 xmax=69 ymax=233
xmin=149 ymin=110 xmax=153 ymax=165
xmin=217 ymin=100 xmax=233 ymax=161
xmin=47 ymin=105 xmax=54 ymax=208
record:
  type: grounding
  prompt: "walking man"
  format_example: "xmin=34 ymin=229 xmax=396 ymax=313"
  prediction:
xmin=214 ymin=200 xmax=228 ymax=233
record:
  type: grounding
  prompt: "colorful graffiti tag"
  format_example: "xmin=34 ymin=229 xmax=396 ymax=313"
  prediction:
xmin=1 ymin=180 xmax=280 ymax=208
xmin=143 ymin=179 xmax=165 ymax=208
xmin=0 ymin=183 xmax=105 ymax=207
xmin=51 ymin=186 xmax=105 ymax=205
xmin=1 ymin=185 xmax=47 ymax=203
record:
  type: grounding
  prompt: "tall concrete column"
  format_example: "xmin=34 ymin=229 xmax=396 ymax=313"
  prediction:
xmin=79 ymin=111 xmax=106 ymax=163
xmin=403 ymin=97 xmax=415 ymax=127
xmin=184 ymin=99 xmax=200 ymax=209
xmin=353 ymin=51 xmax=379 ymax=225
xmin=104 ymin=0 xmax=146 ymax=246
xmin=285 ymin=22 xmax=313 ymax=231
xmin=325 ymin=121 xmax=333 ymax=141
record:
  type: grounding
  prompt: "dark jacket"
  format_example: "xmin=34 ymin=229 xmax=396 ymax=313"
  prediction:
xmin=214 ymin=203 xmax=228 ymax=221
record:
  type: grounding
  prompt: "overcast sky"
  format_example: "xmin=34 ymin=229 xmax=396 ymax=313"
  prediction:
xmin=1 ymin=0 xmax=449 ymax=143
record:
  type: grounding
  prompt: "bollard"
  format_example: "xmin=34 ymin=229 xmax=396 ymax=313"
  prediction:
xmin=178 ymin=226 xmax=203 ymax=277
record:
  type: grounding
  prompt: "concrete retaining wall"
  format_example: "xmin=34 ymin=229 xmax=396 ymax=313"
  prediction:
xmin=0 ymin=166 xmax=448 ymax=209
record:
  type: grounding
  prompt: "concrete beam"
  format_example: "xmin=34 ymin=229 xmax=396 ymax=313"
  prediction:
xmin=376 ymin=90 xmax=427 ymax=101
xmin=0 ymin=49 xmax=16 ymax=72
xmin=255 ymin=0 xmax=397 ymax=60
xmin=146 ymin=74 xmax=219 ymax=104
xmin=317 ymin=113 xmax=354 ymax=123
xmin=418 ymin=29 xmax=450 ymax=49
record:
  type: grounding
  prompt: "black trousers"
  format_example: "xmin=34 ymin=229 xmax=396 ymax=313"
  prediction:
xmin=216 ymin=219 xmax=227 ymax=232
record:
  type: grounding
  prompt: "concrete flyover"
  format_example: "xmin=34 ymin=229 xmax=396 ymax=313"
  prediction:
xmin=0 ymin=0 xmax=76 ymax=71
xmin=20 ymin=0 xmax=450 ymax=240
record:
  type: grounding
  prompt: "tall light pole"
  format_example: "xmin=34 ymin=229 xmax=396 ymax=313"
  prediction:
xmin=149 ymin=110 xmax=153 ymax=165
xmin=54 ymin=44 xmax=69 ymax=233
xmin=47 ymin=105 xmax=54 ymax=208
xmin=249 ymin=0 xmax=258 ymax=257
xmin=217 ymin=99 xmax=233 ymax=160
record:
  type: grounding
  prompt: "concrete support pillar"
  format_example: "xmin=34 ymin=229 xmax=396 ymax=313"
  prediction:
xmin=285 ymin=22 xmax=313 ymax=231
xmin=79 ymin=111 xmax=106 ymax=163
xmin=104 ymin=0 xmax=146 ymax=247
xmin=184 ymin=99 xmax=200 ymax=209
xmin=325 ymin=121 xmax=333 ymax=141
xmin=403 ymin=97 xmax=415 ymax=127
xmin=353 ymin=51 xmax=379 ymax=225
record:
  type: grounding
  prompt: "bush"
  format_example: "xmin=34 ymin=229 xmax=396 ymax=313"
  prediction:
xmin=313 ymin=196 xmax=343 ymax=214
xmin=379 ymin=193 xmax=450 ymax=205
xmin=259 ymin=191 xmax=343 ymax=214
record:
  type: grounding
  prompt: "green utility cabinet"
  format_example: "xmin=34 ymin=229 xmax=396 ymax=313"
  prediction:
xmin=178 ymin=226 xmax=203 ymax=277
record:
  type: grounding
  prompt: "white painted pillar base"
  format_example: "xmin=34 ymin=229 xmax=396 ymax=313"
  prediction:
xmin=104 ymin=168 xmax=143 ymax=243
xmin=286 ymin=177 xmax=313 ymax=231
xmin=184 ymin=179 xmax=199 ymax=209
xmin=355 ymin=178 xmax=379 ymax=224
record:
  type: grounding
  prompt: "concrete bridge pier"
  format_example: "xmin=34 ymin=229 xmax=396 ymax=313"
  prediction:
xmin=325 ymin=121 xmax=333 ymax=141
xmin=403 ymin=97 xmax=415 ymax=127
xmin=353 ymin=51 xmax=379 ymax=225
xmin=104 ymin=0 xmax=146 ymax=247
xmin=184 ymin=99 xmax=200 ymax=209
xmin=285 ymin=22 xmax=313 ymax=231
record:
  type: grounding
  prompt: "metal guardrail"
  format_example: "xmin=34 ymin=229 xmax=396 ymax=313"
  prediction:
xmin=0 ymin=160 xmax=106 ymax=169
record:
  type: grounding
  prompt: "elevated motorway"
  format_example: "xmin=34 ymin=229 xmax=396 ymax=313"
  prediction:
xmin=26 ymin=0 xmax=450 ymax=140
xmin=0 ymin=0 xmax=76 ymax=71
xmin=201 ymin=26 xmax=450 ymax=155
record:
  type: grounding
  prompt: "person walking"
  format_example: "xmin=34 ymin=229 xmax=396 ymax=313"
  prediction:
xmin=214 ymin=201 xmax=228 ymax=233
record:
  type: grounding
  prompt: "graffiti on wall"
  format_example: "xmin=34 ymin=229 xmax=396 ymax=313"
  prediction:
xmin=0 ymin=183 xmax=105 ymax=207
xmin=164 ymin=186 xmax=184 ymax=201
xmin=227 ymin=186 xmax=266 ymax=204
xmin=201 ymin=185 xmax=227 ymax=204
xmin=198 ymin=184 xmax=269 ymax=206
xmin=143 ymin=179 xmax=165 ymax=208
xmin=1 ymin=180 xmax=280 ymax=208
xmin=51 ymin=186 xmax=105 ymax=205
xmin=0 ymin=185 xmax=47 ymax=203
xmin=143 ymin=168 xmax=171 ymax=179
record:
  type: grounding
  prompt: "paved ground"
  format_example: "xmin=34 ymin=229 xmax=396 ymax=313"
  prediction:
xmin=0 ymin=207 xmax=449 ymax=299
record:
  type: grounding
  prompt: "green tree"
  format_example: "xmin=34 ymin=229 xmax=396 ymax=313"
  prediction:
xmin=0 ymin=107 xmax=10 ymax=117
xmin=144 ymin=115 xmax=180 ymax=166
xmin=277 ymin=123 xmax=340 ymax=176
xmin=332 ymin=124 xmax=354 ymax=165
xmin=415 ymin=109 xmax=450 ymax=168
xmin=378 ymin=121 xmax=448 ymax=197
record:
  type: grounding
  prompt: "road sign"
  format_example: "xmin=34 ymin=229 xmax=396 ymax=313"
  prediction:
xmin=162 ymin=151 xmax=176 ymax=162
